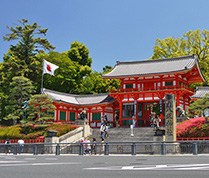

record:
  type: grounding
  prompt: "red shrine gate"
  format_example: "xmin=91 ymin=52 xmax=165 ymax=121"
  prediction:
xmin=102 ymin=55 xmax=205 ymax=127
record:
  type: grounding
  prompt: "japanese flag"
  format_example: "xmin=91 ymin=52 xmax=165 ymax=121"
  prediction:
xmin=43 ymin=60 xmax=59 ymax=76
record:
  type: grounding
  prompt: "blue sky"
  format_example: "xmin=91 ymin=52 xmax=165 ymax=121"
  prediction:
xmin=1 ymin=0 xmax=209 ymax=72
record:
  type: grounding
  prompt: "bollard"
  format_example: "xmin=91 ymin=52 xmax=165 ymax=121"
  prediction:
xmin=193 ymin=142 xmax=198 ymax=155
xmin=33 ymin=144 xmax=38 ymax=155
xmin=79 ymin=143 xmax=83 ymax=155
xmin=132 ymin=143 xmax=136 ymax=155
xmin=161 ymin=142 xmax=166 ymax=155
xmin=13 ymin=145 xmax=17 ymax=155
xmin=104 ymin=143 xmax=109 ymax=155
xmin=56 ymin=144 xmax=60 ymax=155
xmin=130 ymin=125 xmax=134 ymax=137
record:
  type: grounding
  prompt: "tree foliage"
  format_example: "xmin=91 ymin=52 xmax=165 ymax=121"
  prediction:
xmin=0 ymin=19 xmax=55 ymax=122
xmin=68 ymin=41 xmax=92 ymax=67
xmin=3 ymin=76 xmax=34 ymax=125
xmin=151 ymin=29 xmax=209 ymax=86
xmin=2 ymin=18 xmax=55 ymax=92
xmin=0 ymin=19 xmax=121 ymax=125
xmin=39 ymin=49 xmax=92 ymax=94
xmin=74 ymin=66 xmax=121 ymax=94
xmin=27 ymin=94 xmax=56 ymax=122
xmin=188 ymin=94 xmax=209 ymax=117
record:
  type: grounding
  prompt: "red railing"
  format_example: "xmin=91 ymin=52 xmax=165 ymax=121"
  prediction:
xmin=110 ymin=85 xmax=194 ymax=93
xmin=177 ymin=137 xmax=209 ymax=141
xmin=0 ymin=139 xmax=45 ymax=144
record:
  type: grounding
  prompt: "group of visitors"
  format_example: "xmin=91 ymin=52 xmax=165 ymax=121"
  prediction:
xmin=81 ymin=115 xmax=110 ymax=155
xmin=100 ymin=115 xmax=110 ymax=139
xmin=100 ymin=122 xmax=109 ymax=139
xmin=149 ymin=112 xmax=161 ymax=131
xmin=81 ymin=137 xmax=104 ymax=155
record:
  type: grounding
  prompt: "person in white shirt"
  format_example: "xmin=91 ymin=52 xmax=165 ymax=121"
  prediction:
xmin=18 ymin=139 xmax=24 ymax=154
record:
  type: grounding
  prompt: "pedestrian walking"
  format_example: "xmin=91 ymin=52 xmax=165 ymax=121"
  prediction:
xmin=132 ymin=116 xmax=136 ymax=128
xmin=91 ymin=138 xmax=97 ymax=155
xmin=85 ymin=137 xmax=91 ymax=155
xmin=105 ymin=123 xmax=109 ymax=138
xmin=18 ymin=139 xmax=24 ymax=154
xmin=149 ymin=112 xmax=154 ymax=128
xmin=5 ymin=139 xmax=11 ymax=154
xmin=100 ymin=123 xmax=105 ymax=139
xmin=99 ymin=138 xmax=104 ymax=155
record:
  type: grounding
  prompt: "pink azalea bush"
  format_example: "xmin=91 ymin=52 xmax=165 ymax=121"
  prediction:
xmin=177 ymin=117 xmax=209 ymax=138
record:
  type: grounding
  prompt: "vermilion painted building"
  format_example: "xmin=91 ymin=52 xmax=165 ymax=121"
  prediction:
xmin=43 ymin=88 xmax=119 ymax=128
xmin=44 ymin=55 xmax=205 ymax=128
xmin=102 ymin=55 xmax=205 ymax=127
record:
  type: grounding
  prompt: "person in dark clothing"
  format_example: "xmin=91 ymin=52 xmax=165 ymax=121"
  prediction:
xmin=5 ymin=139 xmax=11 ymax=154
xmin=91 ymin=138 xmax=97 ymax=155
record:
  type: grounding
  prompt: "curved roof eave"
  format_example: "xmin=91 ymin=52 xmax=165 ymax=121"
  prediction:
xmin=54 ymin=99 xmax=115 ymax=106
xmin=102 ymin=55 xmax=201 ymax=79
xmin=195 ymin=58 xmax=206 ymax=82
xmin=102 ymin=69 xmax=191 ymax=79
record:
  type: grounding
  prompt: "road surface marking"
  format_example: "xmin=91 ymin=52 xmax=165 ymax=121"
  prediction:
xmin=25 ymin=158 xmax=36 ymax=160
xmin=84 ymin=163 xmax=209 ymax=171
xmin=45 ymin=158 xmax=58 ymax=160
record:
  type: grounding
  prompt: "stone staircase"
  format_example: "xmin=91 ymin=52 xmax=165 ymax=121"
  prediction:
xmin=90 ymin=127 xmax=155 ymax=142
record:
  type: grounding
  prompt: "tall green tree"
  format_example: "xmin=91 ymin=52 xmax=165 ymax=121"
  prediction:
xmin=75 ymin=67 xmax=121 ymax=94
xmin=3 ymin=76 xmax=34 ymax=125
xmin=27 ymin=94 xmax=56 ymax=123
xmin=151 ymin=29 xmax=209 ymax=86
xmin=39 ymin=41 xmax=93 ymax=94
xmin=1 ymin=19 xmax=55 ymax=122
xmin=68 ymin=41 xmax=92 ymax=67
xmin=2 ymin=18 xmax=55 ymax=92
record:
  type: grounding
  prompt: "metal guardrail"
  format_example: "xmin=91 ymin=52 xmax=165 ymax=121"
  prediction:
xmin=1 ymin=141 xmax=209 ymax=155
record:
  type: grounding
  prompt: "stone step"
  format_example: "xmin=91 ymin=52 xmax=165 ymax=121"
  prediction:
xmin=90 ymin=127 xmax=156 ymax=142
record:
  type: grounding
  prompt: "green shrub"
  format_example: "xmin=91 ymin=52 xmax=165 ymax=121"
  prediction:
xmin=0 ymin=123 xmax=78 ymax=139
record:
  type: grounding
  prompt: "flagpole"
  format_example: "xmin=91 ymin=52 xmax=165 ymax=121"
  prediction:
xmin=41 ymin=59 xmax=44 ymax=94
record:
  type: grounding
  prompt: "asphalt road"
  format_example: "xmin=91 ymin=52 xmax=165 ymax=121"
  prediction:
xmin=1 ymin=154 xmax=209 ymax=178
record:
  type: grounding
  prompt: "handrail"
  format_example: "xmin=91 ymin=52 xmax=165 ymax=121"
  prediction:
xmin=177 ymin=137 xmax=209 ymax=141
xmin=110 ymin=85 xmax=194 ymax=93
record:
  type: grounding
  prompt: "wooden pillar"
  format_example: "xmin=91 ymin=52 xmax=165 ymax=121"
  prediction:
xmin=175 ymin=92 xmax=180 ymax=107
xmin=102 ymin=106 xmax=105 ymax=117
xmin=135 ymin=77 xmax=138 ymax=91
xmin=121 ymin=79 xmax=124 ymax=91
xmin=160 ymin=76 xmax=163 ymax=89
xmin=119 ymin=100 xmax=122 ymax=127
xmin=66 ymin=107 xmax=69 ymax=122
xmin=113 ymin=106 xmax=116 ymax=127
xmin=183 ymin=95 xmax=186 ymax=111
xmin=176 ymin=74 xmax=179 ymax=88
xmin=56 ymin=109 xmax=59 ymax=122
xmin=88 ymin=108 xmax=91 ymax=126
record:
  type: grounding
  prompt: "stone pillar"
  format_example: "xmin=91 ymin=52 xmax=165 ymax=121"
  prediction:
xmin=165 ymin=94 xmax=176 ymax=141
xmin=44 ymin=130 xmax=59 ymax=154
xmin=164 ymin=94 xmax=180 ymax=154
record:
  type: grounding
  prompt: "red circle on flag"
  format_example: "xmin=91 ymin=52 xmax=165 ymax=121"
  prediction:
xmin=47 ymin=64 xmax=51 ymax=72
